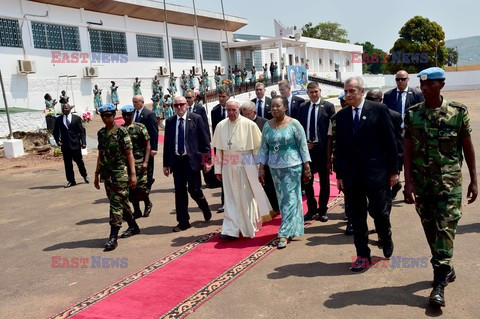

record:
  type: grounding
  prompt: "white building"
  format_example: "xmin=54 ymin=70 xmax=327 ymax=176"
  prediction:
xmin=0 ymin=0 xmax=246 ymax=114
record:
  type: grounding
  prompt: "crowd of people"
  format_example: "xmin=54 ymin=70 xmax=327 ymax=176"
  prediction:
xmin=51 ymin=66 xmax=477 ymax=308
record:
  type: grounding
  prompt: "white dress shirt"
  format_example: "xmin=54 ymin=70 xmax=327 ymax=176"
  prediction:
xmin=306 ymin=100 xmax=321 ymax=142
xmin=63 ymin=113 xmax=73 ymax=129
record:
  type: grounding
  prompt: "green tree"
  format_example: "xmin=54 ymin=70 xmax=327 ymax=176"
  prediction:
xmin=301 ymin=22 xmax=349 ymax=43
xmin=355 ymin=41 xmax=387 ymax=74
xmin=386 ymin=16 xmax=447 ymax=74
xmin=446 ymin=47 xmax=459 ymax=66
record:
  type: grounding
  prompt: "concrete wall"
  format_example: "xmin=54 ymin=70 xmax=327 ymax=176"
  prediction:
xmin=0 ymin=111 xmax=46 ymax=137
xmin=0 ymin=0 xmax=233 ymax=113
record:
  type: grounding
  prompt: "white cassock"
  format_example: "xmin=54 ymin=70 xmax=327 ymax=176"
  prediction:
xmin=212 ymin=115 xmax=272 ymax=238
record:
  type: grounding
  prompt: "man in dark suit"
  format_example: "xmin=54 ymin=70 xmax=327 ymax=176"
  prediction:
xmin=383 ymin=70 xmax=422 ymax=198
xmin=251 ymin=82 xmax=272 ymax=119
xmin=185 ymin=89 xmax=209 ymax=135
xmin=383 ymin=70 xmax=424 ymax=125
xmin=241 ymin=101 xmax=279 ymax=214
xmin=53 ymin=103 xmax=89 ymax=188
xmin=333 ymin=77 xmax=399 ymax=271
xmin=210 ymin=87 xmax=231 ymax=211
xmin=278 ymin=79 xmax=305 ymax=119
xmin=298 ymin=81 xmax=335 ymax=222
xmin=163 ymin=96 xmax=212 ymax=232
xmin=133 ymin=95 xmax=158 ymax=217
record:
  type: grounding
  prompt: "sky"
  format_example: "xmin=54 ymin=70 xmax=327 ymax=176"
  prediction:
xmin=172 ymin=0 xmax=480 ymax=51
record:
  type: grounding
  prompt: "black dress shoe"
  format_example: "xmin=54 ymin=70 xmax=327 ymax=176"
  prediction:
xmin=304 ymin=212 xmax=317 ymax=221
xmin=64 ymin=181 xmax=76 ymax=188
xmin=317 ymin=213 xmax=328 ymax=222
xmin=83 ymin=176 xmax=90 ymax=184
xmin=172 ymin=223 xmax=191 ymax=232
xmin=383 ymin=240 xmax=394 ymax=258
xmin=220 ymin=234 xmax=238 ymax=241
xmin=351 ymin=257 xmax=371 ymax=272
xmin=203 ymin=209 xmax=212 ymax=222
xmin=143 ymin=201 xmax=153 ymax=217
xmin=217 ymin=205 xmax=224 ymax=213
xmin=345 ymin=223 xmax=354 ymax=236
xmin=429 ymin=284 xmax=445 ymax=307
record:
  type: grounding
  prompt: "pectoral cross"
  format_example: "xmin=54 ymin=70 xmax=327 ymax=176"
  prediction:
xmin=227 ymin=141 xmax=232 ymax=149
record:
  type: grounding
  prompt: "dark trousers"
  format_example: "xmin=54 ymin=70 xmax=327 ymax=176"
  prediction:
xmin=346 ymin=179 xmax=392 ymax=258
xmin=146 ymin=156 xmax=155 ymax=190
xmin=173 ymin=156 xmax=211 ymax=225
xmin=264 ymin=165 xmax=279 ymax=212
xmin=304 ymin=144 xmax=330 ymax=215
xmin=62 ymin=147 xmax=87 ymax=183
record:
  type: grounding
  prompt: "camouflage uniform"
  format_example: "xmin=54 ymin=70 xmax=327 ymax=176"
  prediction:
xmin=98 ymin=124 xmax=134 ymax=227
xmin=122 ymin=122 xmax=150 ymax=202
xmin=405 ymin=98 xmax=471 ymax=271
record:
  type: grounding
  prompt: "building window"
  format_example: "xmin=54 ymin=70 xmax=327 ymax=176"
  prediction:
xmin=0 ymin=18 xmax=22 ymax=48
xmin=244 ymin=50 xmax=253 ymax=69
xmin=137 ymin=35 xmax=163 ymax=58
xmin=254 ymin=50 xmax=262 ymax=69
xmin=202 ymin=41 xmax=220 ymax=61
xmin=319 ymin=58 xmax=322 ymax=65
xmin=172 ymin=38 xmax=194 ymax=60
xmin=31 ymin=22 xmax=80 ymax=51
xmin=89 ymin=29 xmax=127 ymax=54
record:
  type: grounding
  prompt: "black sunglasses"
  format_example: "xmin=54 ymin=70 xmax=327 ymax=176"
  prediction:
xmin=395 ymin=78 xmax=408 ymax=82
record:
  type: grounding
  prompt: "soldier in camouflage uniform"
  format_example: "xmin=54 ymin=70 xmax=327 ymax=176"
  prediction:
xmin=121 ymin=105 xmax=151 ymax=219
xmin=94 ymin=103 xmax=140 ymax=251
xmin=404 ymin=67 xmax=477 ymax=307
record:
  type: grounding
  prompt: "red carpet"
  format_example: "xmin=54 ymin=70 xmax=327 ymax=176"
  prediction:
xmin=51 ymin=157 xmax=341 ymax=317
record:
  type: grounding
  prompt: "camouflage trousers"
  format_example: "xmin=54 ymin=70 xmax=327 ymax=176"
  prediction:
xmin=415 ymin=191 xmax=462 ymax=270
xmin=105 ymin=179 xmax=133 ymax=227
xmin=129 ymin=166 xmax=150 ymax=203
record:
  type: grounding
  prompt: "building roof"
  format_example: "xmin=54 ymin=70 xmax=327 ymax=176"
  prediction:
xmin=29 ymin=0 xmax=248 ymax=31
xmin=226 ymin=37 xmax=307 ymax=50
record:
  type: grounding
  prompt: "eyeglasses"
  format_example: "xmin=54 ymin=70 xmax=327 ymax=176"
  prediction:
xmin=185 ymin=96 xmax=194 ymax=99
xmin=174 ymin=103 xmax=186 ymax=107
xmin=395 ymin=78 xmax=408 ymax=82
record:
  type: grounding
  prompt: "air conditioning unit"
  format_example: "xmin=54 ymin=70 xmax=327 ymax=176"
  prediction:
xmin=220 ymin=66 xmax=225 ymax=75
xmin=17 ymin=60 xmax=36 ymax=74
xmin=83 ymin=66 xmax=99 ymax=77
xmin=159 ymin=66 xmax=168 ymax=76
xmin=192 ymin=66 xmax=200 ymax=75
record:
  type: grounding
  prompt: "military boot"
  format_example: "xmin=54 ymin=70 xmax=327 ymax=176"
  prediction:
xmin=104 ymin=226 xmax=120 ymax=251
xmin=132 ymin=202 xmax=142 ymax=219
xmin=120 ymin=220 xmax=141 ymax=238
xmin=429 ymin=266 xmax=450 ymax=307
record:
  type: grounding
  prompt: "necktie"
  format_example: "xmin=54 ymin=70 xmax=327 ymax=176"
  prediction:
xmin=178 ymin=118 xmax=185 ymax=155
xmin=353 ymin=107 xmax=360 ymax=134
xmin=221 ymin=107 xmax=225 ymax=119
xmin=396 ymin=91 xmax=404 ymax=113
xmin=257 ymin=99 xmax=263 ymax=117
xmin=287 ymin=100 xmax=291 ymax=116
xmin=135 ymin=110 xmax=141 ymax=122
xmin=189 ymin=106 xmax=193 ymax=113
xmin=309 ymin=104 xmax=316 ymax=141
xmin=65 ymin=115 xmax=70 ymax=129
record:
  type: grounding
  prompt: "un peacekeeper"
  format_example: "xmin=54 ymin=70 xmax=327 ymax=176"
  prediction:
xmin=94 ymin=103 xmax=141 ymax=251
xmin=121 ymin=105 xmax=151 ymax=219
xmin=403 ymin=67 xmax=477 ymax=307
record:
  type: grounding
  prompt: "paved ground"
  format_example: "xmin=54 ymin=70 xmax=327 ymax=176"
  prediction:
xmin=0 ymin=90 xmax=479 ymax=318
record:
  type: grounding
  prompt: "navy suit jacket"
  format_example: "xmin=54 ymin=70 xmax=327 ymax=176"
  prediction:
xmin=251 ymin=97 xmax=273 ymax=119
xmin=211 ymin=103 xmax=226 ymax=134
xmin=298 ymin=99 xmax=336 ymax=150
xmin=333 ymin=100 xmax=398 ymax=189
xmin=136 ymin=107 xmax=159 ymax=151
xmin=383 ymin=87 xmax=424 ymax=115
xmin=288 ymin=95 xmax=305 ymax=119
xmin=189 ymin=103 xmax=210 ymax=139
xmin=53 ymin=114 xmax=85 ymax=150
xmin=163 ymin=112 xmax=211 ymax=173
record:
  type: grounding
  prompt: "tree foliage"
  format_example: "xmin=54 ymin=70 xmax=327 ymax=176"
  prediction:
xmin=386 ymin=16 xmax=447 ymax=74
xmin=301 ymin=22 xmax=349 ymax=43
xmin=355 ymin=41 xmax=387 ymax=74
xmin=446 ymin=47 xmax=459 ymax=66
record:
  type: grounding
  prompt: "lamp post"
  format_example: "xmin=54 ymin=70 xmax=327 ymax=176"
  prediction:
xmin=435 ymin=40 xmax=444 ymax=67
xmin=455 ymin=46 xmax=458 ymax=71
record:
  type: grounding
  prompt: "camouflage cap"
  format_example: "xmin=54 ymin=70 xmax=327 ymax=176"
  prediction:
xmin=98 ymin=103 xmax=116 ymax=114
xmin=417 ymin=67 xmax=446 ymax=81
